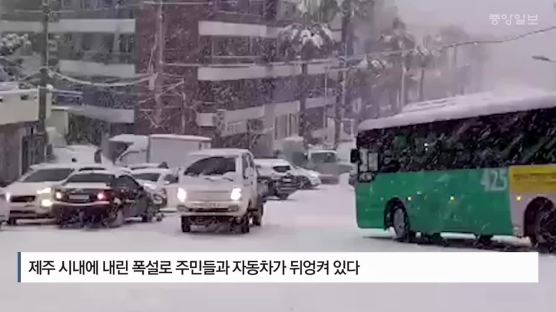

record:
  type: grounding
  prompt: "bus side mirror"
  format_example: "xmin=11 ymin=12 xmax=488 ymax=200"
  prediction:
xmin=350 ymin=149 xmax=359 ymax=163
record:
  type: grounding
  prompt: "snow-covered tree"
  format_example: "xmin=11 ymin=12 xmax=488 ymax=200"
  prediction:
xmin=0 ymin=33 xmax=31 ymax=56
xmin=277 ymin=22 xmax=336 ymax=143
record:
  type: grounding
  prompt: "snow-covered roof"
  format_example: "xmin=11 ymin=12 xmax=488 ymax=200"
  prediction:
xmin=189 ymin=148 xmax=250 ymax=157
xmin=149 ymin=134 xmax=212 ymax=142
xmin=254 ymin=158 xmax=292 ymax=167
xmin=358 ymin=88 xmax=556 ymax=131
xmin=109 ymin=134 xmax=148 ymax=144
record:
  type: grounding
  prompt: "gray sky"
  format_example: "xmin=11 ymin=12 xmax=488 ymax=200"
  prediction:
xmin=394 ymin=0 xmax=556 ymax=90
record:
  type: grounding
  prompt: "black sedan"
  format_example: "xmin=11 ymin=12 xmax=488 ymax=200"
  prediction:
xmin=51 ymin=170 xmax=158 ymax=228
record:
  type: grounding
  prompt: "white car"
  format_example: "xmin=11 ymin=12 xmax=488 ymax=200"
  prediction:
xmin=0 ymin=188 xmax=8 ymax=227
xmin=176 ymin=149 xmax=263 ymax=234
xmin=291 ymin=166 xmax=321 ymax=189
xmin=3 ymin=163 xmax=109 ymax=225
xmin=255 ymin=158 xmax=320 ymax=190
xmin=131 ymin=168 xmax=179 ymax=208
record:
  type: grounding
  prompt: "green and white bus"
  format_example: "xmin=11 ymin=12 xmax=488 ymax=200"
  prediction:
xmin=350 ymin=90 xmax=556 ymax=250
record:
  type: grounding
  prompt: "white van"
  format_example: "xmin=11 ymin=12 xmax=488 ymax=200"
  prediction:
xmin=175 ymin=149 xmax=263 ymax=234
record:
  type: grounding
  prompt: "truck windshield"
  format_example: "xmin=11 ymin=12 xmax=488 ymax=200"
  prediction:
xmin=22 ymin=168 xmax=75 ymax=182
xmin=184 ymin=156 xmax=236 ymax=176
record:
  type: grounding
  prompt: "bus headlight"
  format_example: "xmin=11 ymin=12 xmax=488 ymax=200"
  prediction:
xmin=230 ymin=188 xmax=242 ymax=201
xmin=177 ymin=188 xmax=187 ymax=203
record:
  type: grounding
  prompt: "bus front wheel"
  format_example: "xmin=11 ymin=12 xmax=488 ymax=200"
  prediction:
xmin=530 ymin=205 xmax=556 ymax=253
xmin=391 ymin=205 xmax=415 ymax=243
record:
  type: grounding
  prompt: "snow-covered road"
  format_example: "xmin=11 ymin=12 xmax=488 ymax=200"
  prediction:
xmin=1 ymin=178 xmax=554 ymax=312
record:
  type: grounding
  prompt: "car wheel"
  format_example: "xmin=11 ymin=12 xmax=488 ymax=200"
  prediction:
xmin=141 ymin=203 xmax=156 ymax=223
xmin=181 ymin=216 xmax=191 ymax=233
xmin=277 ymin=193 xmax=289 ymax=200
xmin=7 ymin=218 xmax=16 ymax=226
xmin=106 ymin=209 xmax=124 ymax=228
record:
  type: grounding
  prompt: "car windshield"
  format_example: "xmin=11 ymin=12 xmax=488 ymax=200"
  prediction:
xmin=22 ymin=168 xmax=75 ymax=182
xmin=310 ymin=152 xmax=337 ymax=164
xmin=65 ymin=173 xmax=115 ymax=184
xmin=132 ymin=173 xmax=160 ymax=182
xmin=184 ymin=156 xmax=236 ymax=176
xmin=273 ymin=165 xmax=291 ymax=173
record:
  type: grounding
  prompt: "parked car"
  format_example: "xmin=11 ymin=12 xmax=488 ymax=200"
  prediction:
xmin=306 ymin=150 xmax=352 ymax=184
xmin=290 ymin=166 xmax=321 ymax=189
xmin=0 ymin=188 xmax=8 ymax=228
xmin=254 ymin=158 xmax=298 ymax=200
xmin=3 ymin=163 xmax=110 ymax=225
xmin=176 ymin=149 xmax=263 ymax=234
xmin=131 ymin=168 xmax=179 ymax=208
xmin=51 ymin=169 xmax=158 ymax=228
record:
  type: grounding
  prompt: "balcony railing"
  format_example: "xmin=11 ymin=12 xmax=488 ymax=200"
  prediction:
xmin=58 ymin=50 xmax=134 ymax=64
xmin=215 ymin=0 xmax=265 ymax=17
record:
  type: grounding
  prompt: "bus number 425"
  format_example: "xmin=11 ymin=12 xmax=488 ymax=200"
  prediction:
xmin=481 ymin=168 xmax=508 ymax=192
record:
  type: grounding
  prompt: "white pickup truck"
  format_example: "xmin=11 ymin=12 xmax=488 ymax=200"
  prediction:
xmin=175 ymin=148 xmax=264 ymax=234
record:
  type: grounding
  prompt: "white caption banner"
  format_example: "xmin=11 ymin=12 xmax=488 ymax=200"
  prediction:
xmin=18 ymin=252 xmax=538 ymax=283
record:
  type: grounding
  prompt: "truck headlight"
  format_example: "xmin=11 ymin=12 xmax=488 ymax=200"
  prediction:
xmin=41 ymin=199 xmax=53 ymax=207
xmin=37 ymin=187 xmax=52 ymax=195
xmin=177 ymin=187 xmax=187 ymax=203
xmin=230 ymin=188 xmax=242 ymax=201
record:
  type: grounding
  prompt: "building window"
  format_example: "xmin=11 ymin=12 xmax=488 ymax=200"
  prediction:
xmin=81 ymin=34 xmax=93 ymax=51
xmin=101 ymin=0 xmax=113 ymax=8
xmin=62 ymin=0 xmax=73 ymax=8
xmin=81 ymin=0 xmax=92 ymax=9
xmin=274 ymin=117 xmax=279 ymax=140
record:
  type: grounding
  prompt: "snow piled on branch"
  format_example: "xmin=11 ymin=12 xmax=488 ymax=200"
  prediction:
xmin=279 ymin=23 xmax=335 ymax=51
xmin=0 ymin=33 xmax=31 ymax=56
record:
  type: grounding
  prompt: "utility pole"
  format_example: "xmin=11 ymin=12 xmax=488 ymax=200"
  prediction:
xmin=154 ymin=0 xmax=164 ymax=128
xmin=38 ymin=0 xmax=50 ymax=162
xmin=335 ymin=0 xmax=352 ymax=149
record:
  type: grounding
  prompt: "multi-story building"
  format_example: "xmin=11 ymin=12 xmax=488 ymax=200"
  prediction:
xmin=0 ymin=82 xmax=52 ymax=183
xmin=1 ymin=0 xmax=342 ymax=156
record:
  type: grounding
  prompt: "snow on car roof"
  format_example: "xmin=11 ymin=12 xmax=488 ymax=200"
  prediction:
xmin=189 ymin=148 xmax=249 ymax=157
xmin=149 ymin=134 xmax=212 ymax=142
xmin=131 ymin=168 xmax=171 ymax=175
xmin=31 ymin=163 xmax=103 ymax=170
xmin=358 ymin=88 xmax=556 ymax=131
xmin=254 ymin=158 xmax=292 ymax=166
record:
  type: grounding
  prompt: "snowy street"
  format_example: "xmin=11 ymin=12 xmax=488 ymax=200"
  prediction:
xmin=0 ymin=176 xmax=554 ymax=312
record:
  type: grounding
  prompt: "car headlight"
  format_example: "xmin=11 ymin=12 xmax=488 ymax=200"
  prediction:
xmin=37 ymin=187 xmax=52 ymax=195
xmin=177 ymin=187 xmax=187 ymax=203
xmin=230 ymin=188 xmax=242 ymax=201
xmin=5 ymin=192 xmax=11 ymax=202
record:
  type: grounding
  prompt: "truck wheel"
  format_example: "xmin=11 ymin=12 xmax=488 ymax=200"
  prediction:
xmin=181 ymin=216 xmax=191 ymax=233
xmin=278 ymin=193 xmax=289 ymax=200
xmin=240 ymin=214 xmax=250 ymax=234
